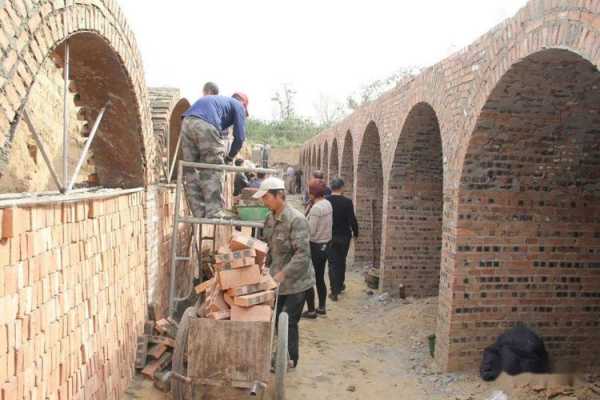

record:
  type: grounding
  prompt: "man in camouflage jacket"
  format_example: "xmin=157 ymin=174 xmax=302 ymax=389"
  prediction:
xmin=253 ymin=177 xmax=315 ymax=367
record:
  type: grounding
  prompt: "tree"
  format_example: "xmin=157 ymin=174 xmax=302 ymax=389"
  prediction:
xmin=313 ymin=94 xmax=347 ymax=127
xmin=271 ymin=84 xmax=297 ymax=120
xmin=346 ymin=66 xmax=422 ymax=110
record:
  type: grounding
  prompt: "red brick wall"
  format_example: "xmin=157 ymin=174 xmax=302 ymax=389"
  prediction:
xmin=384 ymin=103 xmax=442 ymax=296
xmin=0 ymin=192 xmax=147 ymax=399
xmin=329 ymin=139 xmax=339 ymax=182
xmin=354 ymin=122 xmax=383 ymax=270
xmin=301 ymin=0 xmax=600 ymax=371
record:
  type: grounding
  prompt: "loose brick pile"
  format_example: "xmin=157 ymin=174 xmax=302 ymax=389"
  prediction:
xmin=196 ymin=233 xmax=276 ymax=323
xmin=0 ymin=192 xmax=147 ymax=399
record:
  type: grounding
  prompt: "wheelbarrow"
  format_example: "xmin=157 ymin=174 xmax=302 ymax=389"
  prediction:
xmin=171 ymin=304 xmax=289 ymax=400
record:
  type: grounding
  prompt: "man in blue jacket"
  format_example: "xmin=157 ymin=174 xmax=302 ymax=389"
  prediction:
xmin=181 ymin=92 xmax=248 ymax=218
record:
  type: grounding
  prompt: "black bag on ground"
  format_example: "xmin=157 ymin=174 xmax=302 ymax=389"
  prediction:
xmin=479 ymin=325 xmax=549 ymax=381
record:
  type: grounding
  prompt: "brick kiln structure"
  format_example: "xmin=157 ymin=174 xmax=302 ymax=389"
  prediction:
xmin=302 ymin=0 xmax=600 ymax=371
xmin=0 ymin=1 xmax=200 ymax=399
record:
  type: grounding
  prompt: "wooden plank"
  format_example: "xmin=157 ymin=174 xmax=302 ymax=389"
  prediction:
xmin=187 ymin=319 xmax=271 ymax=387
xmin=234 ymin=290 xmax=275 ymax=307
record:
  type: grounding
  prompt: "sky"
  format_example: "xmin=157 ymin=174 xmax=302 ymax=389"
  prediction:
xmin=119 ymin=0 xmax=530 ymax=121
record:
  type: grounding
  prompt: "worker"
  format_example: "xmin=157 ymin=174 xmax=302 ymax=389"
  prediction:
xmin=295 ymin=169 xmax=303 ymax=194
xmin=302 ymin=179 xmax=333 ymax=318
xmin=181 ymin=92 xmax=249 ymax=218
xmin=233 ymin=158 xmax=249 ymax=197
xmin=304 ymin=170 xmax=331 ymax=214
xmin=248 ymin=172 xmax=266 ymax=188
xmin=203 ymin=81 xmax=219 ymax=96
xmin=326 ymin=177 xmax=358 ymax=300
xmin=285 ymin=165 xmax=296 ymax=193
xmin=253 ymin=177 xmax=315 ymax=368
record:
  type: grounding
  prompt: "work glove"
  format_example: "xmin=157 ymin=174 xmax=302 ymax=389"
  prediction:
xmin=224 ymin=155 xmax=234 ymax=164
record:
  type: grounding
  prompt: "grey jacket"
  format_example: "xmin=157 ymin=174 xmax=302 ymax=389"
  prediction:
xmin=262 ymin=204 xmax=315 ymax=295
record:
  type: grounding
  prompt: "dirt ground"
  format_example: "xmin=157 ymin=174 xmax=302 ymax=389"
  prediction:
xmin=126 ymin=195 xmax=600 ymax=400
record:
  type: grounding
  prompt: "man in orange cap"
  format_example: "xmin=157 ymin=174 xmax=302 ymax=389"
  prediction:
xmin=181 ymin=92 xmax=249 ymax=218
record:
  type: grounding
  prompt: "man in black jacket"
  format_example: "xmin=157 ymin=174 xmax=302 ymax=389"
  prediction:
xmin=326 ymin=177 xmax=359 ymax=300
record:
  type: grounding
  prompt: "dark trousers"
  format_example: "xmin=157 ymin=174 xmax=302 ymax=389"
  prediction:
xmin=306 ymin=242 xmax=329 ymax=311
xmin=328 ymin=235 xmax=351 ymax=295
xmin=276 ymin=291 xmax=306 ymax=363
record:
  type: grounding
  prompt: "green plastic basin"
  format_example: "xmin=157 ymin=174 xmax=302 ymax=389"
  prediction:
xmin=238 ymin=206 xmax=270 ymax=221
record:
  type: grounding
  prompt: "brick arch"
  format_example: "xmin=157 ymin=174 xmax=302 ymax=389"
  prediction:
xmin=323 ymin=141 xmax=329 ymax=181
xmin=0 ymin=2 xmax=155 ymax=189
xmin=149 ymin=88 xmax=190 ymax=180
xmin=330 ymin=138 xmax=339 ymax=182
xmin=340 ymin=130 xmax=354 ymax=198
xmin=355 ymin=122 xmax=384 ymax=271
xmin=439 ymin=48 xmax=600 ymax=371
xmin=382 ymin=103 xmax=443 ymax=295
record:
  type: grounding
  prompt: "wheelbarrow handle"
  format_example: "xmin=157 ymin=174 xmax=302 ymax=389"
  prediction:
xmin=171 ymin=372 xmax=192 ymax=384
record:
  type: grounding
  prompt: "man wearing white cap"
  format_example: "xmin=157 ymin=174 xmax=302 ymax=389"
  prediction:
xmin=253 ymin=177 xmax=315 ymax=368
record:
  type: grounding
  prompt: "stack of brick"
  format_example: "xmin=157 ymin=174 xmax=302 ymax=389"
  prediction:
xmin=195 ymin=233 xmax=277 ymax=322
xmin=0 ymin=192 xmax=147 ymax=400
xmin=134 ymin=318 xmax=177 ymax=392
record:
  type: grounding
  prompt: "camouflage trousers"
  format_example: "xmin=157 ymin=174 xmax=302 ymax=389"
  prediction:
xmin=180 ymin=117 xmax=225 ymax=218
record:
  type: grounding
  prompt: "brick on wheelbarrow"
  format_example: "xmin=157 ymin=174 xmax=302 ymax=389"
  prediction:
xmin=226 ymin=274 xmax=278 ymax=297
xmin=234 ymin=290 xmax=275 ymax=307
xmin=207 ymin=289 xmax=228 ymax=314
xmin=214 ymin=248 xmax=256 ymax=264
xmin=207 ymin=310 xmax=230 ymax=320
xmin=215 ymin=256 xmax=257 ymax=271
xmin=218 ymin=264 xmax=261 ymax=290
xmin=230 ymin=233 xmax=268 ymax=264
xmin=230 ymin=304 xmax=272 ymax=322
xmin=194 ymin=277 xmax=216 ymax=294
xmin=223 ymin=291 xmax=235 ymax=307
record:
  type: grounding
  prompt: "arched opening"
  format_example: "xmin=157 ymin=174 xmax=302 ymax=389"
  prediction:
xmin=439 ymin=49 xmax=600 ymax=371
xmin=355 ymin=122 xmax=384 ymax=272
xmin=340 ymin=131 xmax=354 ymax=198
xmin=383 ymin=103 xmax=443 ymax=295
xmin=330 ymin=138 xmax=339 ymax=182
xmin=1 ymin=32 xmax=146 ymax=192
xmin=323 ymin=141 xmax=329 ymax=181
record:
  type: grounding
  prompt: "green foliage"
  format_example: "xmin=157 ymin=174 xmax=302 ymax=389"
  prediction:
xmin=246 ymin=117 xmax=321 ymax=148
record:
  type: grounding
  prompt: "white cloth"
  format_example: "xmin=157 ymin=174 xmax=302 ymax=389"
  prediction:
xmin=307 ymin=199 xmax=332 ymax=243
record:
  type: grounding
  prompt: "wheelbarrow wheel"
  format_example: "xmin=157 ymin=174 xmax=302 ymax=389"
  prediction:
xmin=275 ymin=312 xmax=288 ymax=400
xmin=172 ymin=306 xmax=196 ymax=400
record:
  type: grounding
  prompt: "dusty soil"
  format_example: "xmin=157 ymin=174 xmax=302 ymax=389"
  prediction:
xmin=126 ymin=195 xmax=600 ymax=399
